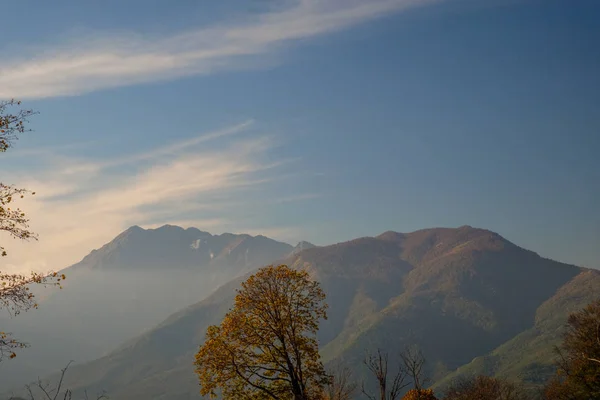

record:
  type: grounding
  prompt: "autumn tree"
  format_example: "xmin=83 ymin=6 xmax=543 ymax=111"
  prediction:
xmin=195 ymin=264 xmax=330 ymax=400
xmin=443 ymin=376 xmax=530 ymax=400
xmin=402 ymin=389 xmax=437 ymax=400
xmin=543 ymin=299 xmax=600 ymax=400
xmin=1 ymin=99 xmax=62 ymax=361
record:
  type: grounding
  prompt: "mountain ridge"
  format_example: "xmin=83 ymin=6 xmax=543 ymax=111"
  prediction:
xmin=24 ymin=225 xmax=597 ymax=400
xmin=69 ymin=224 xmax=294 ymax=273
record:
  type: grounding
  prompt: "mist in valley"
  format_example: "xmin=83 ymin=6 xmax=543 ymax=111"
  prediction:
xmin=0 ymin=267 xmax=235 ymax=388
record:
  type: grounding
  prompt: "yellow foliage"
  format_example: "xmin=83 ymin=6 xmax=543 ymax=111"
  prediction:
xmin=195 ymin=264 xmax=329 ymax=400
xmin=402 ymin=388 xmax=438 ymax=400
xmin=1 ymin=99 xmax=64 ymax=361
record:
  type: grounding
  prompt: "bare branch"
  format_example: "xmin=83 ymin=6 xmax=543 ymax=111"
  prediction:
xmin=362 ymin=348 xmax=408 ymax=400
xmin=400 ymin=346 xmax=428 ymax=391
xmin=322 ymin=362 xmax=357 ymax=400
xmin=52 ymin=361 xmax=74 ymax=400
xmin=15 ymin=363 xmax=109 ymax=400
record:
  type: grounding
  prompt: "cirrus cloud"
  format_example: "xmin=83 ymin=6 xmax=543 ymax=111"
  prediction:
xmin=0 ymin=0 xmax=440 ymax=99
xmin=0 ymin=121 xmax=319 ymax=274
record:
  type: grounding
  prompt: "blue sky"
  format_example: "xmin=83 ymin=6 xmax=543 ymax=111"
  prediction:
xmin=0 ymin=0 xmax=598 ymax=271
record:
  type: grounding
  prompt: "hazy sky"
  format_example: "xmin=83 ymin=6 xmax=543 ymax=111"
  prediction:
xmin=0 ymin=0 xmax=598 ymax=273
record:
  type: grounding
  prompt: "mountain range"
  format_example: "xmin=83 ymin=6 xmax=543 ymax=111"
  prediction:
xmin=0 ymin=224 xmax=298 ymax=388
xmin=72 ymin=224 xmax=298 ymax=273
xmin=5 ymin=225 xmax=597 ymax=399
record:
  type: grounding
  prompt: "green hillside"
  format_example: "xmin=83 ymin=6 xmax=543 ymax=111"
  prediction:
xmin=433 ymin=269 xmax=600 ymax=391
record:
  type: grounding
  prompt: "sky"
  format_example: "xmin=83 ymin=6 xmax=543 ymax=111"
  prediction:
xmin=0 ymin=0 xmax=598 ymax=273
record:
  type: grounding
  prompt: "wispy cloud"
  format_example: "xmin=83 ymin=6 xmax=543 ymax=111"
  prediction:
xmin=49 ymin=119 xmax=257 ymax=177
xmin=0 ymin=122 xmax=317 ymax=273
xmin=0 ymin=0 xmax=438 ymax=99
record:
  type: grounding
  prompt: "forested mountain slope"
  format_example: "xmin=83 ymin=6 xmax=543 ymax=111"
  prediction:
xmin=11 ymin=226 xmax=598 ymax=400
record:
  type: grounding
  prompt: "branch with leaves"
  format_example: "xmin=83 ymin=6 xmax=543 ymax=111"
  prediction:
xmin=0 ymin=99 xmax=37 ymax=153
xmin=1 ymin=98 xmax=38 ymax=258
xmin=0 ymin=98 xmax=67 ymax=361
xmin=1 ymin=183 xmax=37 ymax=257
xmin=0 ymin=271 xmax=65 ymax=360
xmin=544 ymin=299 xmax=600 ymax=399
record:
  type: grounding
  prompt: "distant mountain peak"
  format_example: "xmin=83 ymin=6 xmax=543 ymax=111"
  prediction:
xmin=288 ymin=241 xmax=317 ymax=256
xmin=295 ymin=241 xmax=316 ymax=249
xmin=68 ymin=225 xmax=293 ymax=272
xmin=376 ymin=231 xmax=405 ymax=241
xmin=376 ymin=225 xmax=505 ymax=240
xmin=115 ymin=224 xmax=145 ymax=239
xmin=150 ymin=224 xmax=186 ymax=233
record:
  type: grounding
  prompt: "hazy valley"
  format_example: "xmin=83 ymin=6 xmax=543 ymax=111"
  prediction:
xmin=0 ymin=225 xmax=295 ymax=387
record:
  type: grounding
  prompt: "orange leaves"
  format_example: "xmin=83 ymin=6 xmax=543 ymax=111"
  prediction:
xmin=0 ymin=329 xmax=27 ymax=361
xmin=1 ymin=99 xmax=37 ymax=258
xmin=444 ymin=376 xmax=530 ymax=400
xmin=544 ymin=299 xmax=600 ymax=398
xmin=1 ymin=120 xmax=38 ymax=256
xmin=1 ymin=183 xmax=38 ymax=259
xmin=401 ymin=389 xmax=438 ymax=400
xmin=195 ymin=264 xmax=329 ymax=400
xmin=0 ymin=98 xmax=50 ymax=362
xmin=0 ymin=271 xmax=63 ymax=312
